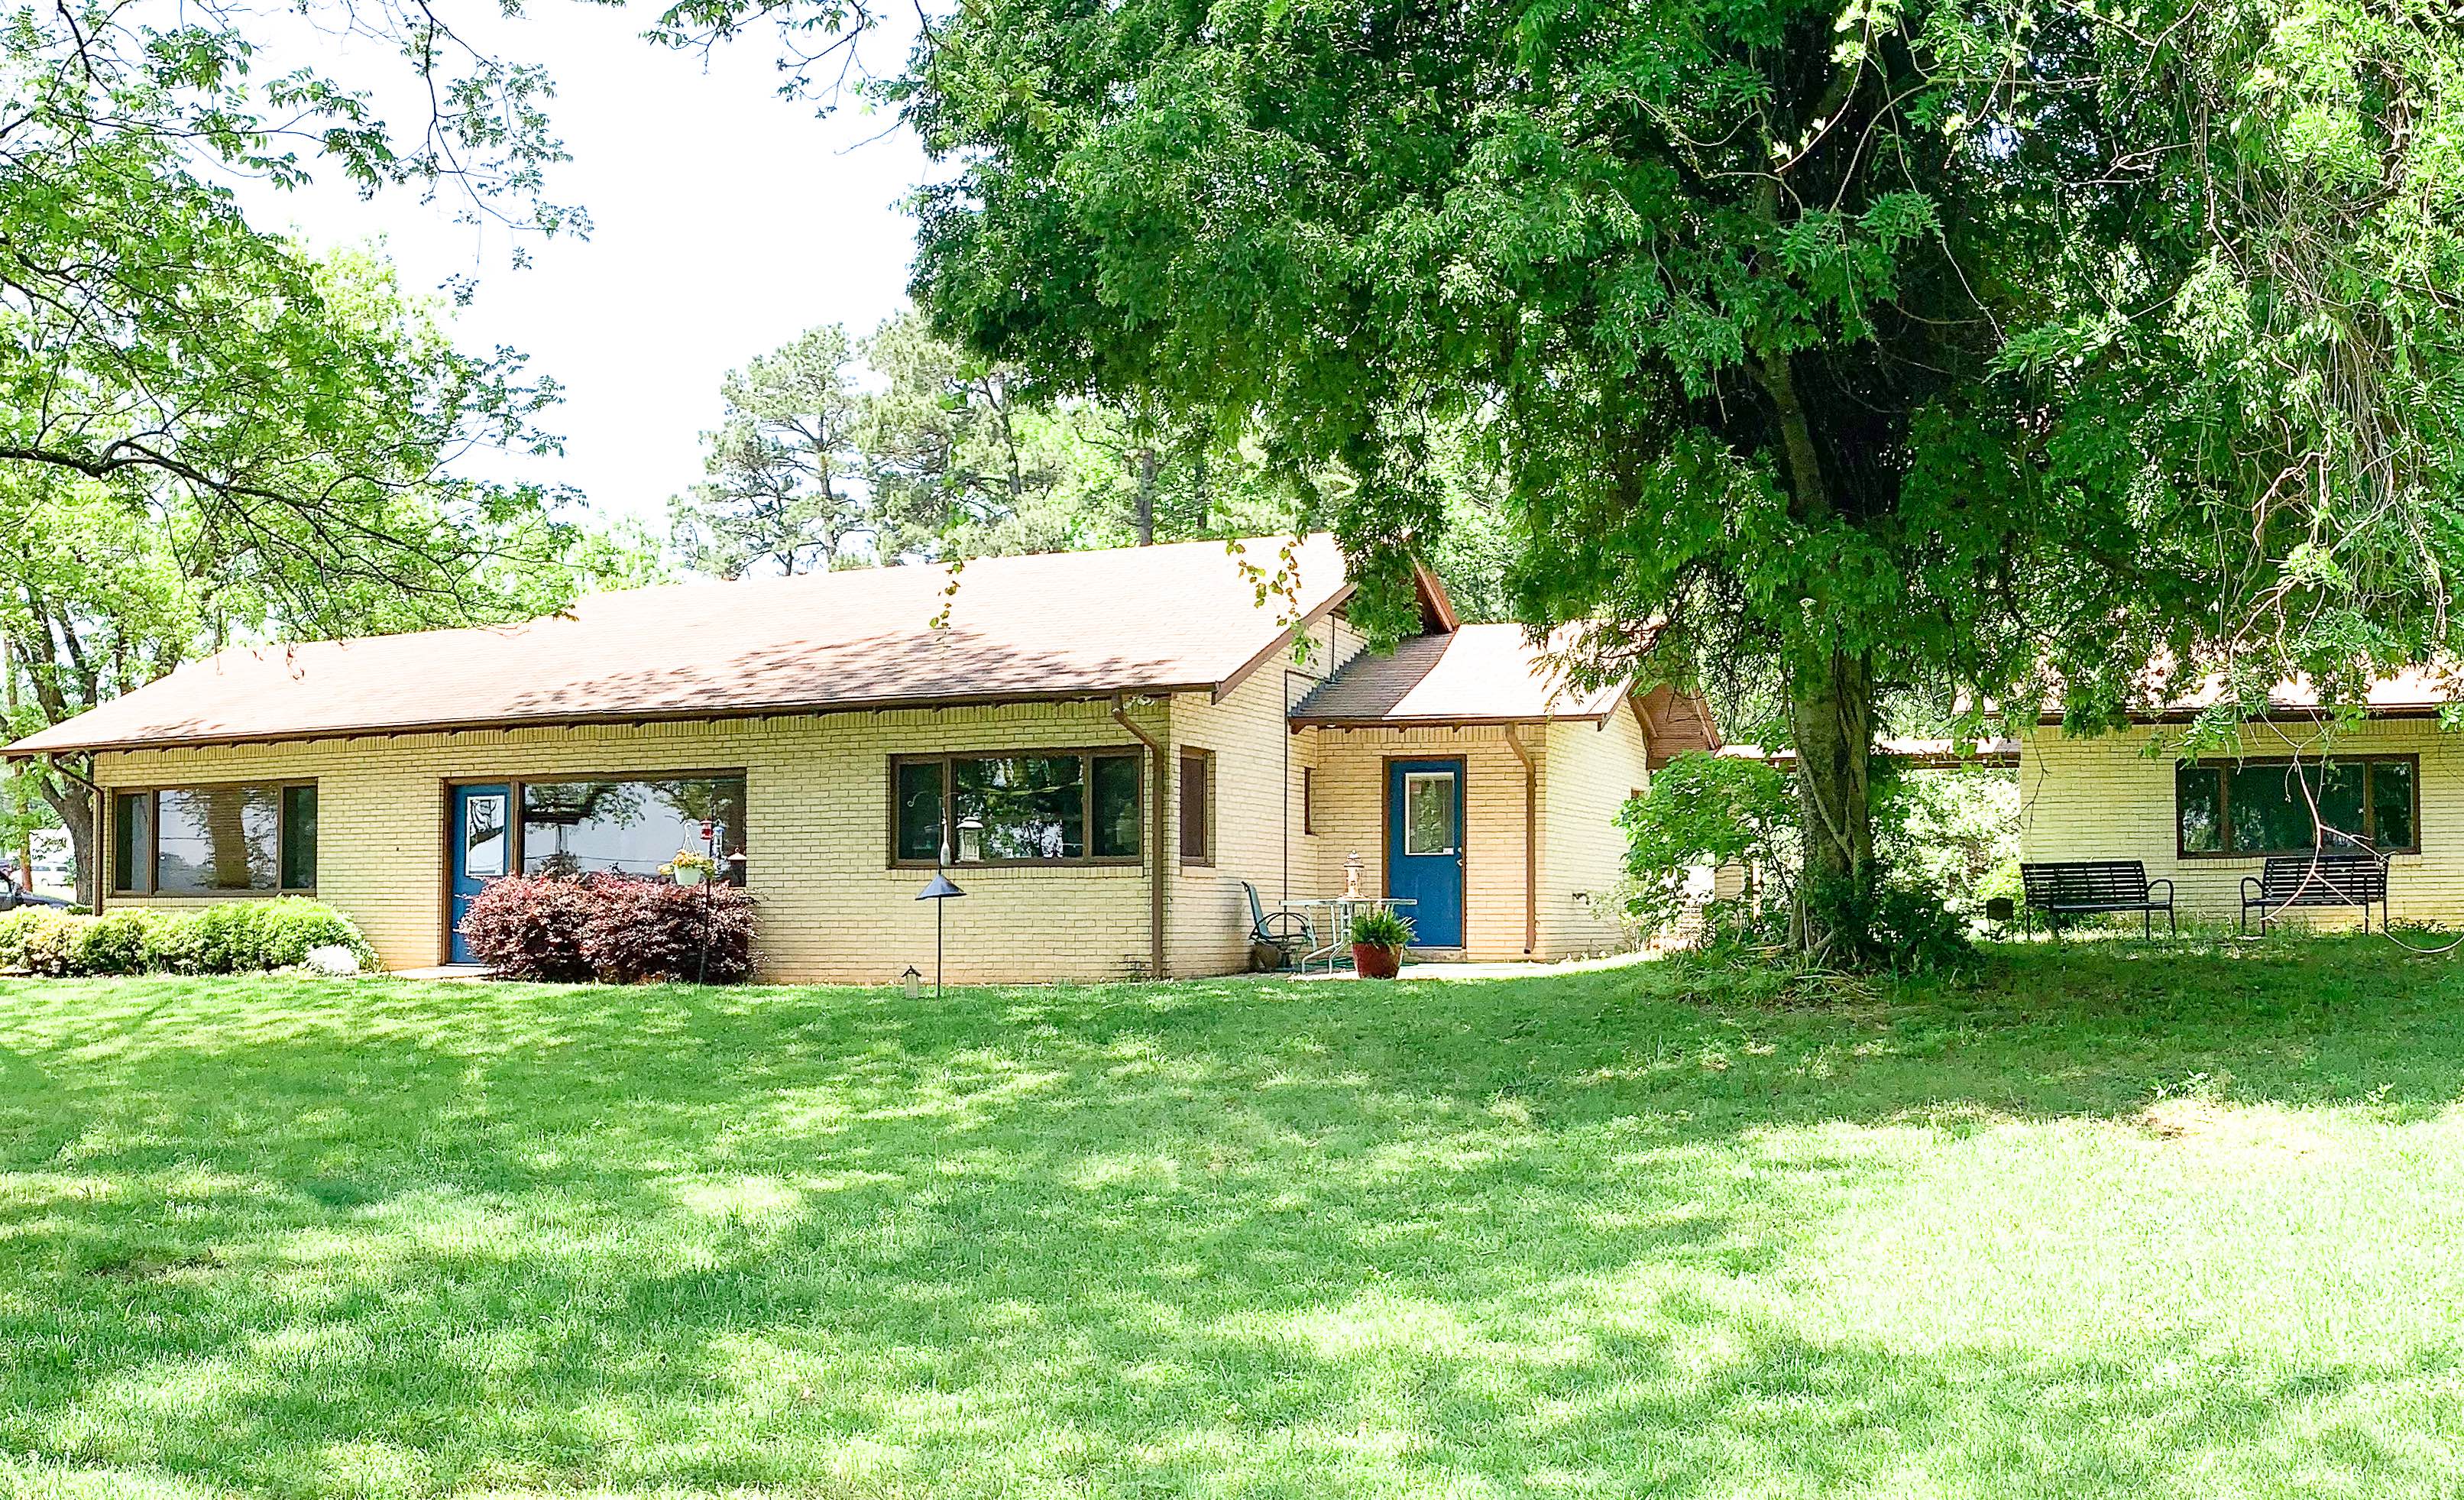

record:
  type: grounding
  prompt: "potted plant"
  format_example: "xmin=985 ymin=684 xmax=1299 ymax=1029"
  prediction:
xmin=1349 ymin=906 xmax=1413 ymax=979
xmin=662 ymin=850 xmax=719 ymax=888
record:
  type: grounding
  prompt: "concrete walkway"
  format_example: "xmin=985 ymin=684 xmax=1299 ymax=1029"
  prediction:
xmin=1294 ymin=950 xmax=1653 ymax=981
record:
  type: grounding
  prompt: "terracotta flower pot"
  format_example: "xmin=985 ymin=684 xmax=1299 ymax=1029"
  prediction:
xmin=1352 ymin=942 xmax=1404 ymax=979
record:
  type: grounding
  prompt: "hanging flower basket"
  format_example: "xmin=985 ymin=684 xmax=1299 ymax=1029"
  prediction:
xmin=662 ymin=850 xmax=718 ymax=888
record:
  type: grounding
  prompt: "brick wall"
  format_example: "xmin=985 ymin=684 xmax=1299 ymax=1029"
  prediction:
xmin=1164 ymin=614 xmax=1356 ymax=974
xmin=1540 ymin=705 xmax=1650 ymax=957
xmin=96 ymin=701 xmax=1176 ymax=983
xmin=2019 ymin=718 xmax=2464 ymax=928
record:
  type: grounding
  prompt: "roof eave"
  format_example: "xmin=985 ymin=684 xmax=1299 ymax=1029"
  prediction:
xmin=1287 ymin=710 xmax=1614 ymax=730
xmin=5 ymin=679 xmax=1227 ymax=760
xmin=1210 ymin=584 xmax=1357 ymax=705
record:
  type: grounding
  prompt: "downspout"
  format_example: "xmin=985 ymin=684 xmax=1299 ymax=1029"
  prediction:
xmin=1111 ymin=695 xmax=1170 ymax=980
xmin=1504 ymin=725 xmax=1536 ymax=956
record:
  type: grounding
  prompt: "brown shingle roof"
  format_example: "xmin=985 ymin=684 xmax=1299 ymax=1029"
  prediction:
xmin=1290 ymin=624 xmax=1631 ymax=726
xmin=11 ymin=535 xmax=1353 ymax=755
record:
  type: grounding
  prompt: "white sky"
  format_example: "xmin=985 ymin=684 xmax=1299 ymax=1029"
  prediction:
xmin=241 ymin=3 xmax=937 ymax=527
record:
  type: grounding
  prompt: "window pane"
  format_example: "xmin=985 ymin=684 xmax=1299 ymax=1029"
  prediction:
xmin=2227 ymin=763 xmax=2319 ymax=854
xmin=1093 ymin=754 xmax=1141 ymax=859
xmin=953 ymin=756 xmax=1084 ymax=861
xmin=464 ymin=793 xmax=510 ymax=878
xmin=113 ymin=793 xmax=151 ymax=893
xmin=1179 ymin=752 xmax=1208 ymax=860
xmin=156 ymin=787 xmax=280 ymax=893
xmin=2374 ymin=760 xmax=2417 ymax=849
xmin=2176 ymin=766 xmax=2223 ymax=853
xmin=895 ymin=761 xmax=946 ymax=862
xmin=281 ymin=786 xmax=318 ymax=889
xmin=1404 ymin=773 xmax=1457 ymax=856
xmin=2317 ymin=761 xmax=2367 ymax=847
xmin=523 ymin=777 xmax=748 ymax=883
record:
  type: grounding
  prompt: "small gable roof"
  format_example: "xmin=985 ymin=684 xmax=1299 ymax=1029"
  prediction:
xmin=11 ymin=535 xmax=1355 ymax=755
xmin=1290 ymin=624 xmax=1636 ymax=727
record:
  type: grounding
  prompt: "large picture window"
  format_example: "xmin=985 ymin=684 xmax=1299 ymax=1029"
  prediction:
xmin=113 ymin=782 xmax=317 ymax=896
xmin=2176 ymin=756 xmax=2418 ymax=857
xmin=520 ymin=776 xmax=747 ymax=884
xmin=892 ymin=750 xmax=1142 ymax=865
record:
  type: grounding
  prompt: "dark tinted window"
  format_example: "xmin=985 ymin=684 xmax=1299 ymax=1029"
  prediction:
xmin=281 ymin=785 xmax=319 ymax=890
xmin=954 ymin=756 xmax=1084 ymax=862
xmin=1178 ymin=752 xmax=1209 ymax=860
xmin=1094 ymin=754 xmax=1141 ymax=859
xmin=113 ymin=793 xmax=151 ymax=893
xmin=895 ymin=760 xmax=946 ymax=863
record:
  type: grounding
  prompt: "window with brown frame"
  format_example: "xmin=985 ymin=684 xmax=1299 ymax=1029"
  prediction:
xmin=1180 ymin=749 xmax=1213 ymax=864
xmin=891 ymin=750 xmax=1143 ymax=866
xmin=113 ymin=782 xmax=318 ymax=896
xmin=1303 ymin=767 xmax=1316 ymax=835
xmin=2175 ymin=755 xmax=2418 ymax=857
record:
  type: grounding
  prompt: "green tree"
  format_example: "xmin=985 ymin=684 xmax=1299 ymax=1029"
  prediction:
xmin=871 ymin=0 xmax=2464 ymax=958
xmin=670 ymin=326 xmax=876 ymax=578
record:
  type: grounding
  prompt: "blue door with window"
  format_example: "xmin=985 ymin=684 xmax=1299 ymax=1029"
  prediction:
xmin=1386 ymin=758 xmax=1465 ymax=948
xmin=449 ymin=783 xmax=512 ymax=964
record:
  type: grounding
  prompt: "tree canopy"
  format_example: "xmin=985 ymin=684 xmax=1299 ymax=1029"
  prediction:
xmin=880 ymin=0 xmax=2464 ymax=953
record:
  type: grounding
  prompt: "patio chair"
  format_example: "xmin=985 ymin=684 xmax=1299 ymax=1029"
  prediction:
xmin=1243 ymin=881 xmax=1316 ymax=972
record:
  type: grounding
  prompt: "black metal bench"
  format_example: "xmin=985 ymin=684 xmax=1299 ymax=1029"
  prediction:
xmin=2020 ymin=860 xmax=2176 ymax=938
xmin=2241 ymin=852 xmax=2390 ymax=934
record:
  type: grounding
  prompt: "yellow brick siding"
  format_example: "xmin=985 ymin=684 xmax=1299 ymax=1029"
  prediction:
xmin=1300 ymin=724 xmax=1533 ymax=960
xmin=1164 ymin=615 xmax=1352 ymax=974
xmin=96 ymin=701 xmax=1171 ymax=983
xmin=2019 ymin=718 xmax=2464 ymax=928
xmin=1540 ymin=705 xmax=1651 ymax=957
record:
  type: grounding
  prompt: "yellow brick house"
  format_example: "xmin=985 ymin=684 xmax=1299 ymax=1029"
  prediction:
xmin=2019 ymin=672 xmax=2462 ymax=929
xmin=8 ymin=536 xmax=1716 ymax=983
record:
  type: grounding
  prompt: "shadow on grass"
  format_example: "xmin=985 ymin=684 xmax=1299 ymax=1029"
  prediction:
xmin=0 ymin=938 xmax=2459 ymax=1496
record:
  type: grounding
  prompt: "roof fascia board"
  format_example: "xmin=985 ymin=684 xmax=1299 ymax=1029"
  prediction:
xmin=1287 ymin=711 xmax=1612 ymax=730
xmin=1210 ymin=584 xmax=1356 ymax=705
xmin=5 ymin=682 xmax=1225 ymax=760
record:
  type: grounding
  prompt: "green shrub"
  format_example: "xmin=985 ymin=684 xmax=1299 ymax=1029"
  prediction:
xmin=0 ymin=908 xmax=50 ymax=968
xmin=77 ymin=912 xmax=155 ymax=975
xmin=2 ymin=900 xmax=374 ymax=977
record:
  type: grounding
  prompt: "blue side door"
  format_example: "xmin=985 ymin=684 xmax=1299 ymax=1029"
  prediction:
xmin=1386 ymin=758 xmax=1465 ymax=948
xmin=449 ymin=783 xmax=513 ymax=964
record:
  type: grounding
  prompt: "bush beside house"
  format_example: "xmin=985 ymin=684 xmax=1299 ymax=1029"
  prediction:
xmin=0 ymin=899 xmax=377 ymax=977
xmin=461 ymin=873 xmax=756 ymax=984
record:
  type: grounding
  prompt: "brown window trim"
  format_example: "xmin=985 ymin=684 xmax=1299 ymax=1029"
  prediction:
xmin=1180 ymin=747 xmax=1215 ymax=867
xmin=887 ymin=748 xmax=1146 ymax=869
xmin=111 ymin=779 xmax=319 ymax=899
xmin=2175 ymin=753 xmax=2422 ymax=860
xmin=1302 ymin=766 xmax=1316 ymax=836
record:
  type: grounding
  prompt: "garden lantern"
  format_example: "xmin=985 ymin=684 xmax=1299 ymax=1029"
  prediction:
xmin=915 ymin=831 xmax=968 ymax=996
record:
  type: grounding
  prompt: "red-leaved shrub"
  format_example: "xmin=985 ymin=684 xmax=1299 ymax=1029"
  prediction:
xmin=458 ymin=874 xmax=599 ymax=982
xmin=580 ymin=876 xmax=756 ymax=984
xmin=459 ymin=873 xmax=756 ymax=983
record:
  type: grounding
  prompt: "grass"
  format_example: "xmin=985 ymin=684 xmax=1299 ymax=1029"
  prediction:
xmin=5 ymin=940 xmax=2464 ymax=1497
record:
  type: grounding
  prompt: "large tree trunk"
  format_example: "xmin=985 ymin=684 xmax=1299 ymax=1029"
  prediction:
xmin=1789 ymin=646 xmax=1875 ymax=959
xmin=40 ymin=779 xmax=94 ymax=910
xmin=1133 ymin=446 xmax=1158 ymax=545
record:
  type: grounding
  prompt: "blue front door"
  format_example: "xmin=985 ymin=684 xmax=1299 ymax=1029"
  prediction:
xmin=1387 ymin=758 xmax=1465 ymax=948
xmin=449 ymin=784 xmax=513 ymax=964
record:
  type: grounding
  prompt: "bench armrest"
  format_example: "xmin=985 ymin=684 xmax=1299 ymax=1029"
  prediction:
xmin=2146 ymin=878 xmax=2174 ymax=905
xmin=2241 ymin=876 xmax=2262 ymax=902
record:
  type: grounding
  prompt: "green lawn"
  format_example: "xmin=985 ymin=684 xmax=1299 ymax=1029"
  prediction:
xmin=5 ymin=942 xmax=2464 ymax=1498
